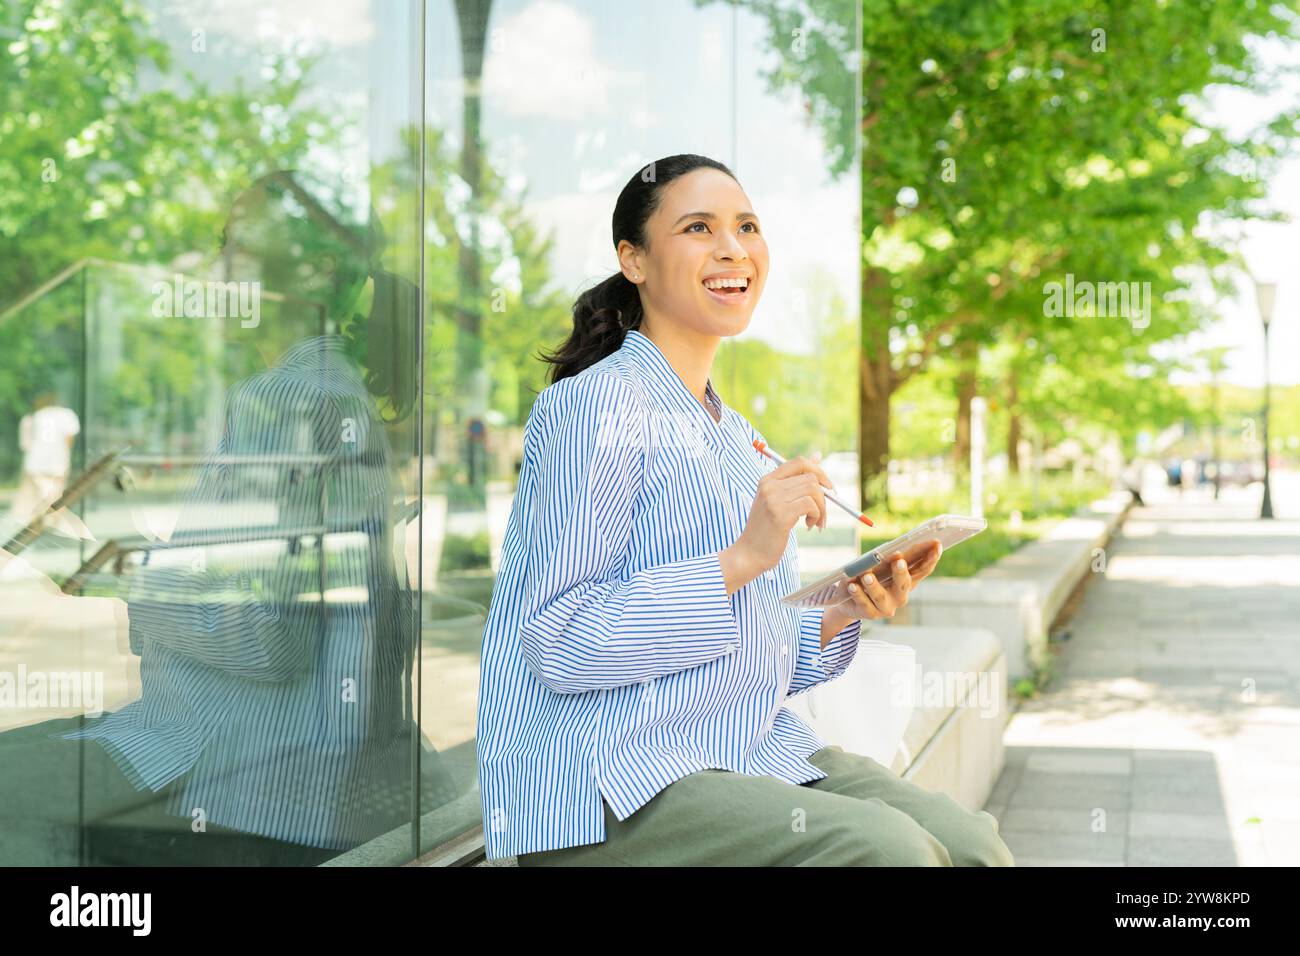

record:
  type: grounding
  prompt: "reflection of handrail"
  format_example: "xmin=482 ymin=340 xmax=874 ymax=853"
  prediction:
xmin=0 ymin=257 xmax=326 ymax=323
xmin=125 ymin=454 xmax=334 ymax=466
xmin=0 ymin=258 xmax=89 ymax=321
xmin=60 ymin=539 xmax=127 ymax=596
xmin=2 ymin=444 xmax=132 ymax=557
xmin=60 ymin=498 xmax=421 ymax=596
xmin=122 ymin=452 xmax=390 ymax=467
xmin=422 ymin=591 xmax=489 ymax=622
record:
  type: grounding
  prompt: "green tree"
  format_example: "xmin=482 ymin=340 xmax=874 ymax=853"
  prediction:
xmin=856 ymin=0 xmax=1300 ymax=505
xmin=0 ymin=0 xmax=343 ymax=472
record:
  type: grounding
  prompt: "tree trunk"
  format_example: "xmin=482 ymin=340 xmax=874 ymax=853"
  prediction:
xmin=860 ymin=381 xmax=891 ymax=507
xmin=455 ymin=0 xmax=491 ymax=502
xmin=1007 ymin=372 xmax=1021 ymax=474
xmin=859 ymin=266 xmax=894 ymax=510
xmin=953 ymin=341 xmax=977 ymax=471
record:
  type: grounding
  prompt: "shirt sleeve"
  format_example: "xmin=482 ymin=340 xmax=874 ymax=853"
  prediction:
xmin=776 ymin=469 xmax=863 ymax=698
xmin=786 ymin=607 xmax=862 ymax=698
xmin=517 ymin=372 xmax=742 ymax=695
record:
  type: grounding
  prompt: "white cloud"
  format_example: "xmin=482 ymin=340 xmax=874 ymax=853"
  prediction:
xmin=483 ymin=1 xmax=614 ymax=120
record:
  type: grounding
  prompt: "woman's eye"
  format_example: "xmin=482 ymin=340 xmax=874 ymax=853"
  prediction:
xmin=687 ymin=221 xmax=759 ymax=234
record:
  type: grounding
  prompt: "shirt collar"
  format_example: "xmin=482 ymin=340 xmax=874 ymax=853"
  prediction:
xmin=275 ymin=333 xmax=355 ymax=369
xmin=618 ymin=329 xmax=727 ymax=450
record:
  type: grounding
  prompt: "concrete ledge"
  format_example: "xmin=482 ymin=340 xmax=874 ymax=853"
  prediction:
xmin=891 ymin=578 xmax=1041 ymax=681
xmin=887 ymin=626 xmax=1008 ymax=812
xmin=895 ymin=493 xmax=1132 ymax=681
xmin=791 ymin=624 xmax=1008 ymax=813
xmin=463 ymin=499 xmax=1135 ymax=865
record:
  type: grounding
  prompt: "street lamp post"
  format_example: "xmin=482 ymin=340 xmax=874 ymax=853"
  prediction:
xmin=1254 ymin=280 xmax=1276 ymax=520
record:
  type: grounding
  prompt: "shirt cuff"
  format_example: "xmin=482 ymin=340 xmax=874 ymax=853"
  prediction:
xmin=816 ymin=613 xmax=862 ymax=678
xmin=634 ymin=549 xmax=743 ymax=656
xmin=699 ymin=551 xmax=744 ymax=656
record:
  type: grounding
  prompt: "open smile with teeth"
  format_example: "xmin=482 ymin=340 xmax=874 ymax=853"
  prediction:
xmin=702 ymin=276 xmax=751 ymax=301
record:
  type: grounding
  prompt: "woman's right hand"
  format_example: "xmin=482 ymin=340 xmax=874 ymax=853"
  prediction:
xmin=729 ymin=454 xmax=836 ymax=577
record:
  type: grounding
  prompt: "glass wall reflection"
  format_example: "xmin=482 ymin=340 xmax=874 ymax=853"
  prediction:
xmin=0 ymin=0 xmax=437 ymax=865
xmin=0 ymin=0 xmax=858 ymax=865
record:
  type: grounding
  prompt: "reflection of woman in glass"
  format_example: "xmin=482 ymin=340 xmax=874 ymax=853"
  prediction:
xmin=477 ymin=154 xmax=1010 ymax=866
xmin=0 ymin=171 xmax=455 ymax=865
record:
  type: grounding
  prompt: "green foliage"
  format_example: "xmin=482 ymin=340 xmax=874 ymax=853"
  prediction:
xmin=1181 ymin=381 xmax=1300 ymax=466
xmin=693 ymin=0 xmax=858 ymax=179
xmin=881 ymin=471 xmax=1111 ymax=522
xmin=0 ymin=0 xmax=347 ymax=476
xmin=1012 ymin=677 xmax=1039 ymax=700
xmin=439 ymin=531 xmax=490 ymax=572
xmin=861 ymin=0 xmax=1299 ymax=458
xmin=7 ymin=0 xmax=1298 ymax=507
xmin=1 ymin=0 xmax=339 ymax=288
xmin=739 ymin=0 xmax=1300 ymax=484
xmin=858 ymin=0 xmax=1299 ymax=452
xmin=717 ymin=283 xmax=859 ymax=458
xmin=409 ymin=124 xmax=574 ymax=428
xmin=863 ymin=521 xmax=1039 ymax=577
xmin=858 ymin=472 xmax=1112 ymax=575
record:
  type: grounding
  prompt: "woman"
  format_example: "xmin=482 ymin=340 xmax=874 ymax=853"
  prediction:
xmin=476 ymin=154 xmax=1014 ymax=866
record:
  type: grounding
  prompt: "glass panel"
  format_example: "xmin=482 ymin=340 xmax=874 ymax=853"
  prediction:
xmin=420 ymin=0 xmax=861 ymax=856
xmin=0 ymin=0 xmax=859 ymax=866
xmin=0 ymin=0 xmax=426 ymax=865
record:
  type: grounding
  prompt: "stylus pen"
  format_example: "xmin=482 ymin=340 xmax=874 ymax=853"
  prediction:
xmin=751 ymin=440 xmax=874 ymax=527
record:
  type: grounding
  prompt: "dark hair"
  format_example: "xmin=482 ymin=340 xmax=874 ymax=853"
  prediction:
xmin=347 ymin=267 xmax=419 ymax=424
xmin=538 ymin=153 xmax=738 ymax=384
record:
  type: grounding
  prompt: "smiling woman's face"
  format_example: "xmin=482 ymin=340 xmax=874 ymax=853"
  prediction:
xmin=620 ymin=167 xmax=769 ymax=339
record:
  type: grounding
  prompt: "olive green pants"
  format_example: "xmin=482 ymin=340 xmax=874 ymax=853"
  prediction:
xmin=517 ymin=744 xmax=1014 ymax=866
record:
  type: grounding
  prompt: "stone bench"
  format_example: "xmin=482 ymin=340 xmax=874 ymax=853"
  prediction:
xmin=787 ymin=623 xmax=1009 ymax=813
xmin=455 ymin=499 xmax=1135 ymax=865
xmin=892 ymin=493 xmax=1132 ymax=682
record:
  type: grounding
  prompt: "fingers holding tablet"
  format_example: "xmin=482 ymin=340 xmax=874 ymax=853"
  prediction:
xmin=848 ymin=567 xmax=899 ymax=618
xmin=780 ymin=516 xmax=982 ymax=611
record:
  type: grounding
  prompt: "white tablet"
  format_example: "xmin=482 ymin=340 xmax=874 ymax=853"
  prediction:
xmin=780 ymin=513 xmax=987 ymax=611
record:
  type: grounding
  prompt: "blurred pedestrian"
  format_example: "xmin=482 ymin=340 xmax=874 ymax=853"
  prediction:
xmin=1122 ymin=459 xmax=1145 ymax=506
xmin=1166 ymin=458 xmax=1183 ymax=496
xmin=6 ymin=391 xmax=80 ymax=531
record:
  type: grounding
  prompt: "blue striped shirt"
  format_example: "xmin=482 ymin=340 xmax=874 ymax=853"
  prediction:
xmin=476 ymin=328 xmax=862 ymax=860
xmin=58 ymin=335 xmax=427 ymax=850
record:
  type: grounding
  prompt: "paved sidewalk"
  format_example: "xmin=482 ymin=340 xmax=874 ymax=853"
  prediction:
xmin=986 ymin=476 xmax=1300 ymax=866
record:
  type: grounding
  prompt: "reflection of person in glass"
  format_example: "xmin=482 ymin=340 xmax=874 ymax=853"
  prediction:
xmin=0 ymin=171 xmax=455 ymax=865
xmin=6 ymin=391 xmax=80 ymax=531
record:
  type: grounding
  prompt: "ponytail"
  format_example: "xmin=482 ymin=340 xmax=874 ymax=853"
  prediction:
xmin=538 ymin=272 xmax=643 ymax=385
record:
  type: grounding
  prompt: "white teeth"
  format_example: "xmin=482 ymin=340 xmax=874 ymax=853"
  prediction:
xmin=703 ymin=277 xmax=749 ymax=290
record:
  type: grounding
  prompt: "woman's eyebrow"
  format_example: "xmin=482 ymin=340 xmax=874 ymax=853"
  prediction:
xmin=671 ymin=210 xmax=757 ymax=227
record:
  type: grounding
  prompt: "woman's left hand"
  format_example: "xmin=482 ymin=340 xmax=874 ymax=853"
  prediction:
xmin=836 ymin=538 xmax=943 ymax=622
